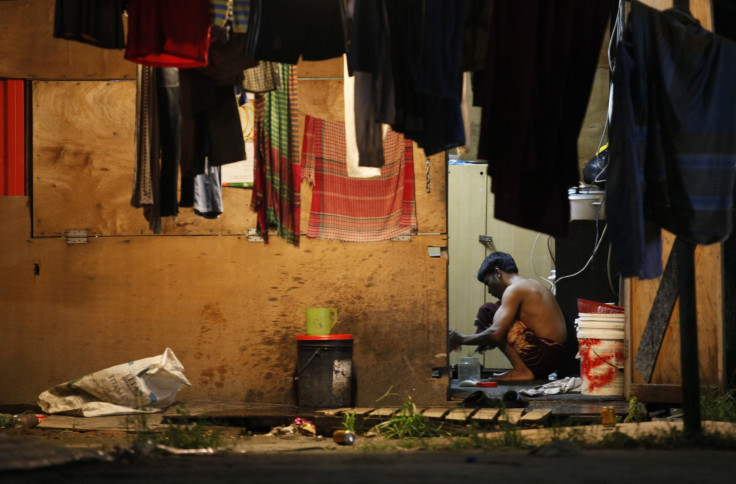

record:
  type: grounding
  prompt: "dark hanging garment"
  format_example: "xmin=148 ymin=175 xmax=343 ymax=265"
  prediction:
xmin=382 ymin=0 xmax=467 ymax=156
xmin=253 ymin=0 xmax=346 ymax=64
xmin=477 ymin=0 xmax=616 ymax=238
xmin=347 ymin=0 xmax=395 ymax=167
xmin=608 ymin=1 xmax=736 ymax=278
xmin=131 ymin=66 xmax=181 ymax=231
xmin=53 ymin=0 xmax=126 ymax=49
xmin=156 ymin=68 xmax=181 ymax=218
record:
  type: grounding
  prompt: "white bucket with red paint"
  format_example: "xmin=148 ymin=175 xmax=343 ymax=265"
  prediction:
xmin=576 ymin=315 xmax=624 ymax=396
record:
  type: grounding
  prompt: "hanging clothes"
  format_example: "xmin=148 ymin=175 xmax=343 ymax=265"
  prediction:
xmin=477 ymin=0 xmax=615 ymax=238
xmin=179 ymin=24 xmax=249 ymax=210
xmin=301 ymin=115 xmax=417 ymax=243
xmin=242 ymin=61 xmax=283 ymax=93
xmin=251 ymin=0 xmax=346 ymax=65
xmin=608 ymin=1 xmax=736 ymax=278
xmin=212 ymin=0 xmax=252 ymax=33
xmin=344 ymin=55 xmax=382 ymax=178
xmin=193 ymin=160 xmax=224 ymax=219
xmin=53 ymin=0 xmax=126 ymax=49
xmin=347 ymin=0 xmax=465 ymax=159
xmin=131 ymin=66 xmax=181 ymax=233
xmin=250 ymin=64 xmax=301 ymax=246
xmin=346 ymin=0 xmax=395 ymax=169
xmin=125 ymin=0 xmax=211 ymax=68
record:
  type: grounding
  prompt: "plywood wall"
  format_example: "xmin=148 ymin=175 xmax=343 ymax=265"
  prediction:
xmin=0 ymin=1 xmax=136 ymax=80
xmin=0 ymin=3 xmax=449 ymax=406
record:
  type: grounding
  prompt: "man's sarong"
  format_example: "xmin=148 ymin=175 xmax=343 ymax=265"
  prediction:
xmin=506 ymin=320 xmax=565 ymax=379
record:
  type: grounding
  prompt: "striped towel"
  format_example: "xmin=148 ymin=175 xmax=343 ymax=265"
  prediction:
xmin=301 ymin=115 xmax=417 ymax=242
xmin=210 ymin=0 xmax=250 ymax=32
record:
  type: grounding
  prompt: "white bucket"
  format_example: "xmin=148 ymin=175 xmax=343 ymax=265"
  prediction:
xmin=577 ymin=324 xmax=624 ymax=396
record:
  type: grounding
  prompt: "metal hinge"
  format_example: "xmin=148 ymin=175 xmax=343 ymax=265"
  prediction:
xmin=479 ymin=235 xmax=495 ymax=251
xmin=65 ymin=229 xmax=88 ymax=244
xmin=247 ymin=228 xmax=264 ymax=242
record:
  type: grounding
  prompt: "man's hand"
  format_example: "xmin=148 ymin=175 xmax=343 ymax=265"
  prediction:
xmin=448 ymin=328 xmax=466 ymax=351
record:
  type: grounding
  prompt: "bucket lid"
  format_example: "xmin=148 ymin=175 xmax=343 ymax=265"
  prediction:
xmin=577 ymin=329 xmax=624 ymax=340
xmin=297 ymin=334 xmax=353 ymax=341
xmin=578 ymin=313 xmax=625 ymax=321
xmin=577 ymin=299 xmax=624 ymax=314
xmin=575 ymin=319 xmax=624 ymax=330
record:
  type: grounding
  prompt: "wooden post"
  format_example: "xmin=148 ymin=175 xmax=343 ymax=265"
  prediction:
xmin=676 ymin=236 xmax=701 ymax=436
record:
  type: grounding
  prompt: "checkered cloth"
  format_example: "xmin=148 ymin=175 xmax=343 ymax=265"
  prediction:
xmin=301 ymin=115 xmax=417 ymax=242
xmin=250 ymin=63 xmax=301 ymax=246
xmin=242 ymin=61 xmax=283 ymax=93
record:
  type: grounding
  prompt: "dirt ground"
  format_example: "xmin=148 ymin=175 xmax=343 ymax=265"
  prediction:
xmin=3 ymin=422 xmax=736 ymax=483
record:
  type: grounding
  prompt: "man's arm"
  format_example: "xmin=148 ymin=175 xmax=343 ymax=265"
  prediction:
xmin=448 ymin=286 xmax=523 ymax=347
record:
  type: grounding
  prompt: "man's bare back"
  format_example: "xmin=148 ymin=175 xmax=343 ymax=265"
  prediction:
xmin=502 ymin=277 xmax=566 ymax=344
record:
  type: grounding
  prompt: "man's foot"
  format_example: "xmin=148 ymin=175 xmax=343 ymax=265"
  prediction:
xmin=491 ymin=368 xmax=535 ymax=382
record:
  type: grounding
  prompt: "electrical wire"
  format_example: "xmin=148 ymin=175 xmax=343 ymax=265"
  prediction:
xmin=552 ymin=190 xmax=608 ymax=292
xmin=531 ymin=232 xmax=554 ymax=290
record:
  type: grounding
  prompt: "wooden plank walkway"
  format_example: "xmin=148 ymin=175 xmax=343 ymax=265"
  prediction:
xmin=35 ymin=400 xmax=634 ymax=432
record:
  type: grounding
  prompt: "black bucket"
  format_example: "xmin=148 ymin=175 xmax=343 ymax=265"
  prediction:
xmin=296 ymin=334 xmax=353 ymax=408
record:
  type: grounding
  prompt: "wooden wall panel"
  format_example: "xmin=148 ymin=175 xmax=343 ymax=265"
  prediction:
xmin=628 ymin=232 xmax=723 ymax=388
xmin=0 ymin=0 xmax=135 ymax=80
xmin=9 ymin=61 xmax=449 ymax=407
xmin=625 ymin=0 xmax=723 ymax=401
xmin=31 ymin=80 xmax=258 ymax=236
xmin=1 ymin=195 xmax=448 ymax=405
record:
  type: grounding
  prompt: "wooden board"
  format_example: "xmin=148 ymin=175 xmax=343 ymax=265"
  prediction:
xmin=633 ymin=246 xmax=680 ymax=382
xmin=518 ymin=409 xmax=552 ymax=426
xmin=0 ymin=0 xmax=135 ymax=80
xmin=421 ymin=408 xmax=450 ymax=419
xmin=368 ymin=408 xmax=398 ymax=418
xmin=497 ymin=408 xmax=525 ymax=425
xmin=444 ymin=408 xmax=476 ymax=422
xmin=38 ymin=414 xmax=165 ymax=431
xmin=470 ymin=408 xmax=500 ymax=422
xmin=628 ymin=231 xmax=723 ymax=399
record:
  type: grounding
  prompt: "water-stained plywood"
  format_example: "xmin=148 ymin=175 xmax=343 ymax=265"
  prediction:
xmin=0 ymin=0 xmax=135 ymax=80
xmin=31 ymin=80 xmax=256 ymax=236
xmin=1 ymin=193 xmax=449 ymax=406
xmin=628 ymin=232 xmax=723 ymax=391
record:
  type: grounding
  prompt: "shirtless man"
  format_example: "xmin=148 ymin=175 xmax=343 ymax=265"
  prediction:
xmin=448 ymin=252 xmax=567 ymax=382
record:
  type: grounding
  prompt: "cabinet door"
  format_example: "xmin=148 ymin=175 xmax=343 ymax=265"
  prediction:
xmin=448 ymin=162 xmax=490 ymax=367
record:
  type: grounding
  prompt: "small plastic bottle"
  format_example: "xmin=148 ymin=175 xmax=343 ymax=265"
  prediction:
xmin=601 ymin=406 xmax=616 ymax=428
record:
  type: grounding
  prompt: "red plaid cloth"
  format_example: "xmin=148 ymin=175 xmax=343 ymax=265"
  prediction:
xmin=301 ymin=115 xmax=417 ymax=242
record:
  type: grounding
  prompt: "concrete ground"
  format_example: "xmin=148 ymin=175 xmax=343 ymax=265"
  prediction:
xmin=2 ymin=414 xmax=736 ymax=483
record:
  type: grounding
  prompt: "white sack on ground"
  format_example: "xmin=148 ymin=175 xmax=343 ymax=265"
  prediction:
xmin=37 ymin=348 xmax=191 ymax=417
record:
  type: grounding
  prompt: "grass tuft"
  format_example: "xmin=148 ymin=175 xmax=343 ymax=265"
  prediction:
xmin=370 ymin=398 xmax=449 ymax=439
